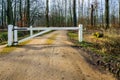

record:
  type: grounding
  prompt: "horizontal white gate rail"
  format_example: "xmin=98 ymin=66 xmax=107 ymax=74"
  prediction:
xmin=15 ymin=27 xmax=79 ymax=31
xmin=8 ymin=24 xmax=83 ymax=46
xmin=19 ymin=30 xmax=51 ymax=43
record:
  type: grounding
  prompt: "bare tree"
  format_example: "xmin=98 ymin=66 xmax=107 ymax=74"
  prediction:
xmin=13 ymin=0 xmax=17 ymax=26
xmin=27 ymin=0 xmax=30 ymax=26
xmin=91 ymin=4 xmax=94 ymax=26
xmin=73 ymin=0 xmax=77 ymax=26
xmin=46 ymin=0 xmax=49 ymax=27
xmin=105 ymin=0 xmax=109 ymax=30
xmin=119 ymin=0 xmax=120 ymax=26
xmin=19 ymin=0 xmax=22 ymax=27
xmin=7 ymin=0 xmax=13 ymax=24
xmin=1 ymin=0 xmax=4 ymax=28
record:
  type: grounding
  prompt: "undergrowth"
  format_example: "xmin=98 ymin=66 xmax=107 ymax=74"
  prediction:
xmin=68 ymin=29 xmax=120 ymax=79
xmin=0 ymin=31 xmax=30 ymax=45
xmin=68 ymin=30 xmax=120 ymax=58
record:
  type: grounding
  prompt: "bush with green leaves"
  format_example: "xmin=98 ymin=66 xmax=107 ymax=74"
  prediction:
xmin=0 ymin=32 xmax=8 ymax=40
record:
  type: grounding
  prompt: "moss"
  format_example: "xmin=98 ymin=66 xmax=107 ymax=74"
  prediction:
xmin=46 ymin=33 xmax=58 ymax=45
xmin=46 ymin=39 xmax=53 ymax=45
xmin=0 ymin=46 xmax=16 ymax=55
xmin=18 ymin=40 xmax=31 ymax=46
xmin=67 ymin=31 xmax=78 ymax=40
xmin=0 ymin=40 xmax=31 ymax=55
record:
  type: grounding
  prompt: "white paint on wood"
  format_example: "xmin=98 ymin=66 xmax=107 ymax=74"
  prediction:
xmin=14 ymin=26 xmax=18 ymax=45
xmin=30 ymin=26 xmax=33 ymax=36
xmin=8 ymin=25 xmax=13 ymax=46
xmin=19 ymin=30 xmax=51 ymax=43
xmin=78 ymin=24 xmax=83 ymax=42
xmin=15 ymin=27 xmax=79 ymax=31
xmin=8 ymin=24 xmax=83 ymax=46
xmin=27 ymin=27 xmax=79 ymax=31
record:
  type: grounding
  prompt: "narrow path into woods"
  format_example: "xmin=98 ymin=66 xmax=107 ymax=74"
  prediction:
xmin=0 ymin=31 xmax=116 ymax=80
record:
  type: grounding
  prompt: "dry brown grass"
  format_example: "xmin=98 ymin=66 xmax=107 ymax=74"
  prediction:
xmin=84 ymin=28 xmax=120 ymax=54
xmin=68 ymin=29 xmax=120 ymax=79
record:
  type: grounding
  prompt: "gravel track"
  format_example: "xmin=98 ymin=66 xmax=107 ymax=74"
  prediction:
xmin=0 ymin=31 xmax=116 ymax=80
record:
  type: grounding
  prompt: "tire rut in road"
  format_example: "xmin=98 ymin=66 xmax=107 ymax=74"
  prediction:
xmin=0 ymin=31 xmax=116 ymax=80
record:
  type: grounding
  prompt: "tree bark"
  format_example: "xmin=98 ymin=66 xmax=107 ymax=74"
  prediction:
xmin=13 ymin=0 xmax=17 ymax=26
xmin=27 ymin=0 xmax=30 ymax=26
xmin=91 ymin=4 xmax=94 ymax=26
xmin=105 ymin=0 xmax=109 ymax=30
xmin=46 ymin=0 xmax=49 ymax=27
xmin=19 ymin=0 xmax=23 ymax=27
xmin=1 ymin=0 xmax=4 ymax=28
xmin=7 ymin=0 xmax=13 ymax=24
xmin=119 ymin=0 xmax=120 ymax=26
xmin=73 ymin=0 xmax=77 ymax=26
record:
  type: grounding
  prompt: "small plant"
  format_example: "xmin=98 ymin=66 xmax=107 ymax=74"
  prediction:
xmin=92 ymin=32 xmax=104 ymax=38
xmin=0 ymin=32 xmax=8 ymax=40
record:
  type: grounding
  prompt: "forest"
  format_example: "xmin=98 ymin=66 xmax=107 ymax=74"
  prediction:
xmin=0 ymin=0 xmax=119 ymax=28
xmin=0 ymin=0 xmax=120 ymax=79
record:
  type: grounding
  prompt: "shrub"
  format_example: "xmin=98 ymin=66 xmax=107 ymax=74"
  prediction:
xmin=92 ymin=32 xmax=104 ymax=38
xmin=0 ymin=32 xmax=8 ymax=41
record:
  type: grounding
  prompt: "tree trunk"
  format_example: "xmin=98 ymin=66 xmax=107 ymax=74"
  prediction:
xmin=7 ymin=0 xmax=13 ymax=24
xmin=73 ymin=0 xmax=77 ymax=26
xmin=13 ymin=0 xmax=17 ymax=26
xmin=65 ymin=0 xmax=67 ymax=26
xmin=105 ymin=0 xmax=109 ymax=30
xmin=81 ymin=0 xmax=84 ymax=24
xmin=87 ymin=0 xmax=90 ymax=26
xmin=1 ymin=0 xmax=4 ymax=28
xmin=4 ymin=2 xmax=7 ymax=28
xmin=119 ymin=0 xmax=120 ymax=26
xmin=27 ymin=0 xmax=30 ymax=26
xmin=69 ymin=0 xmax=73 ymax=26
xmin=46 ymin=0 xmax=49 ymax=27
xmin=19 ymin=0 xmax=23 ymax=27
xmin=91 ymin=4 xmax=94 ymax=26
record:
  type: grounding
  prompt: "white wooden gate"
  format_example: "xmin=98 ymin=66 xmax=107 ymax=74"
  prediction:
xmin=8 ymin=24 xmax=83 ymax=46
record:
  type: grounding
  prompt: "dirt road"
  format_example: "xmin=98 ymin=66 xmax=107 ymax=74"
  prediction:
xmin=0 ymin=31 xmax=116 ymax=80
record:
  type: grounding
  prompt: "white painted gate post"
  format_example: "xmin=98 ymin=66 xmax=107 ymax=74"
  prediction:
xmin=30 ymin=26 xmax=33 ymax=36
xmin=14 ymin=26 xmax=18 ymax=45
xmin=8 ymin=25 xmax=13 ymax=46
xmin=78 ymin=24 xmax=83 ymax=42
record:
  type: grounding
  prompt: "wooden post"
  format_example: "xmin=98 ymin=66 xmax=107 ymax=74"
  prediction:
xmin=14 ymin=26 xmax=18 ymax=45
xmin=30 ymin=26 xmax=33 ymax=36
xmin=8 ymin=25 xmax=13 ymax=46
xmin=78 ymin=24 xmax=83 ymax=42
